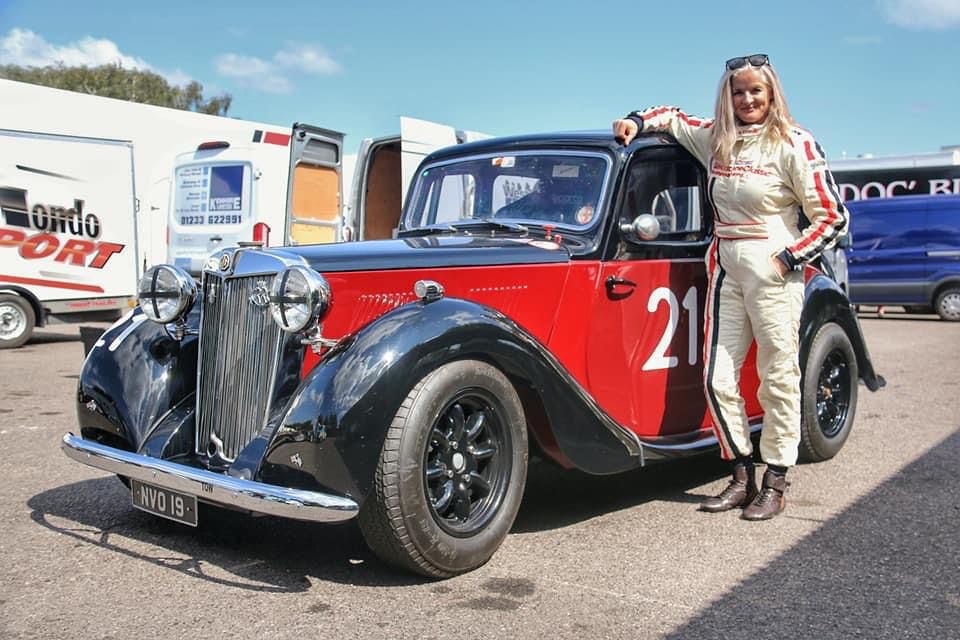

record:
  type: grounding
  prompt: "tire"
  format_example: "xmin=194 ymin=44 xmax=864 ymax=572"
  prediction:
xmin=799 ymin=322 xmax=859 ymax=462
xmin=358 ymin=360 xmax=528 ymax=578
xmin=935 ymin=287 xmax=960 ymax=321
xmin=0 ymin=293 xmax=36 ymax=349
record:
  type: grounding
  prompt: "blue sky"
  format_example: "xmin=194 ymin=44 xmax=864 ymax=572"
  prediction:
xmin=2 ymin=0 xmax=959 ymax=159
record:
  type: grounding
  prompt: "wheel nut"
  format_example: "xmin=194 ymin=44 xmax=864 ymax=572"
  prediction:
xmin=462 ymin=474 xmax=470 ymax=483
xmin=446 ymin=470 xmax=454 ymax=478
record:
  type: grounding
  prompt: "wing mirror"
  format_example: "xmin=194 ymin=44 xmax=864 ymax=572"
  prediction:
xmin=620 ymin=213 xmax=661 ymax=242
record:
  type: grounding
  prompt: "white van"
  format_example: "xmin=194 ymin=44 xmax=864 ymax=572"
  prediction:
xmin=168 ymin=117 xmax=489 ymax=272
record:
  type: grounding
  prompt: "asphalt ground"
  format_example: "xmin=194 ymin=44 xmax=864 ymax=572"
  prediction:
xmin=0 ymin=315 xmax=958 ymax=639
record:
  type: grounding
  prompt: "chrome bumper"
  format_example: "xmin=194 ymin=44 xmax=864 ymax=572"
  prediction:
xmin=61 ymin=433 xmax=359 ymax=523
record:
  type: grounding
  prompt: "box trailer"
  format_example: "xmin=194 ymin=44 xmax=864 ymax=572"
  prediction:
xmin=0 ymin=129 xmax=139 ymax=347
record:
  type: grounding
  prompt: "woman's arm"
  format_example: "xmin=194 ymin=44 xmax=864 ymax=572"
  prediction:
xmin=612 ymin=106 xmax=713 ymax=166
xmin=778 ymin=130 xmax=849 ymax=270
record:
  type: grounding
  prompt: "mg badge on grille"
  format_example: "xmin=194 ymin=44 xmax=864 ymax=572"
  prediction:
xmin=249 ymin=280 xmax=270 ymax=307
xmin=219 ymin=254 xmax=231 ymax=272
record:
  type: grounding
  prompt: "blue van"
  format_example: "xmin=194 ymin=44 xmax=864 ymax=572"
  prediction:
xmin=845 ymin=194 xmax=960 ymax=320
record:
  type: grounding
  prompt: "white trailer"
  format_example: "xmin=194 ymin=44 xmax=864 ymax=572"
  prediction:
xmin=0 ymin=129 xmax=138 ymax=347
xmin=2 ymin=78 xmax=298 ymax=272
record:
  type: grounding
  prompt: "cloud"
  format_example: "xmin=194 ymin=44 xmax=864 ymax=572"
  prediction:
xmin=274 ymin=44 xmax=341 ymax=75
xmin=879 ymin=0 xmax=960 ymax=29
xmin=214 ymin=43 xmax=341 ymax=94
xmin=0 ymin=28 xmax=192 ymax=86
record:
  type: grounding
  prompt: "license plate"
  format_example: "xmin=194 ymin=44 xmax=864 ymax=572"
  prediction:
xmin=130 ymin=479 xmax=198 ymax=527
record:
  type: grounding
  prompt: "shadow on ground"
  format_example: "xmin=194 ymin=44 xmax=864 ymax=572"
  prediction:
xmin=28 ymin=454 xmax=729 ymax=591
xmin=514 ymin=453 xmax=728 ymax=533
xmin=20 ymin=332 xmax=85 ymax=349
xmin=665 ymin=429 xmax=960 ymax=639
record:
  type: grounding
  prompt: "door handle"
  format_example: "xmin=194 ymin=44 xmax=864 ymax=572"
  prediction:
xmin=209 ymin=236 xmax=223 ymax=243
xmin=605 ymin=275 xmax=636 ymax=292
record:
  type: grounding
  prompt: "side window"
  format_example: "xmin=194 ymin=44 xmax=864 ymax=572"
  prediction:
xmin=619 ymin=152 xmax=708 ymax=245
xmin=410 ymin=173 xmax=476 ymax=226
xmin=435 ymin=174 xmax=476 ymax=223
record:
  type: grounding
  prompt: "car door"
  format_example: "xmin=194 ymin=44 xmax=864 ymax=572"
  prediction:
xmin=584 ymin=146 xmax=762 ymax=440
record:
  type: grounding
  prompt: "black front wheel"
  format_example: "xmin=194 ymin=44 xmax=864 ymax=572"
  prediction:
xmin=359 ymin=360 xmax=528 ymax=578
xmin=799 ymin=322 xmax=859 ymax=462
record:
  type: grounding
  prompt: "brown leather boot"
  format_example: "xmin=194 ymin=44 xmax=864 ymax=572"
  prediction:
xmin=699 ymin=462 xmax=758 ymax=513
xmin=741 ymin=469 xmax=788 ymax=521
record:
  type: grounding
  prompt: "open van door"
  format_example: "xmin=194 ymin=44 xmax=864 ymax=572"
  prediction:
xmin=285 ymin=124 xmax=344 ymax=245
xmin=346 ymin=117 xmax=489 ymax=241
xmin=399 ymin=117 xmax=461 ymax=206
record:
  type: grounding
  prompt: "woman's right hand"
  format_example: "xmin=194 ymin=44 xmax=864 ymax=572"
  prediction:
xmin=612 ymin=118 xmax=639 ymax=146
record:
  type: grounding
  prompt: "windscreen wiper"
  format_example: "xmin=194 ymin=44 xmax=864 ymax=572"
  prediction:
xmin=449 ymin=219 xmax=529 ymax=234
xmin=398 ymin=223 xmax=460 ymax=237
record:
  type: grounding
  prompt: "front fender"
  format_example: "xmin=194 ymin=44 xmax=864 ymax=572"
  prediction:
xmin=259 ymin=297 xmax=642 ymax=502
xmin=801 ymin=273 xmax=885 ymax=391
xmin=76 ymin=307 xmax=200 ymax=451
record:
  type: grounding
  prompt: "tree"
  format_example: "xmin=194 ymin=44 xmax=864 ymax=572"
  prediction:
xmin=0 ymin=63 xmax=232 ymax=116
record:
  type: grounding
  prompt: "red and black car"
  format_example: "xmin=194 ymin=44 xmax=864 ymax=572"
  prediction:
xmin=62 ymin=130 xmax=884 ymax=577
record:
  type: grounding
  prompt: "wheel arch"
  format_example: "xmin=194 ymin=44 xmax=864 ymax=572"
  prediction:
xmin=931 ymin=277 xmax=960 ymax=304
xmin=262 ymin=296 xmax=641 ymax=502
xmin=0 ymin=285 xmax=45 ymax=327
xmin=801 ymin=274 xmax=885 ymax=391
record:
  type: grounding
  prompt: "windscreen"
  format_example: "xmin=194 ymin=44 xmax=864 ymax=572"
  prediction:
xmin=404 ymin=152 xmax=608 ymax=230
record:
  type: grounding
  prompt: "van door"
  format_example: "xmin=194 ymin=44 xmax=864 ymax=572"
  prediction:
xmin=847 ymin=197 xmax=929 ymax=305
xmin=348 ymin=117 xmax=481 ymax=241
xmin=400 ymin=117 xmax=460 ymax=203
xmin=285 ymin=124 xmax=344 ymax=246
xmin=169 ymin=147 xmax=254 ymax=272
xmin=925 ymin=194 xmax=960 ymax=294
xmin=349 ymin=135 xmax=402 ymax=240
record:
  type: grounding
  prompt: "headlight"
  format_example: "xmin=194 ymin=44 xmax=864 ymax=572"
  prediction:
xmin=269 ymin=266 xmax=331 ymax=333
xmin=137 ymin=265 xmax=197 ymax=324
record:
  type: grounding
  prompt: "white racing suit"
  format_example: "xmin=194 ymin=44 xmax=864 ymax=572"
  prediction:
xmin=627 ymin=107 xmax=848 ymax=467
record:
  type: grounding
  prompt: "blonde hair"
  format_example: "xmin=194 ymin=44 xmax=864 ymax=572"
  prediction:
xmin=712 ymin=62 xmax=795 ymax=162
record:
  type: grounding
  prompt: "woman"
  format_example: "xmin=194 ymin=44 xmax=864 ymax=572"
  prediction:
xmin=612 ymin=54 xmax=847 ymax=520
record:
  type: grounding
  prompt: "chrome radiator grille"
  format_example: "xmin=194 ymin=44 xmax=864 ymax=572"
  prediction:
xmin=196 ymin=273 xmax=282 ymax=461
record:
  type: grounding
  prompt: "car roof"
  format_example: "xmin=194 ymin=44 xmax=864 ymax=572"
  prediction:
xmin=424 ymin=130 xmax=670 ymax=164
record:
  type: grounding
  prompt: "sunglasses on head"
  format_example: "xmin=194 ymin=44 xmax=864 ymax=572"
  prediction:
xmin=725 ymin=54 xmax=769 ymax=71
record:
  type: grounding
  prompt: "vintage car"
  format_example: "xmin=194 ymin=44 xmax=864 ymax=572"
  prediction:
xmin=62 ymin=130 xmax=884 ymax=578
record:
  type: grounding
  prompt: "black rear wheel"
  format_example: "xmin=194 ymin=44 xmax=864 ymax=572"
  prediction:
xmin=799 ymin=322 xmax=859 ymax=462
xmin=359 ymin=360 xmax=527 ymax=578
